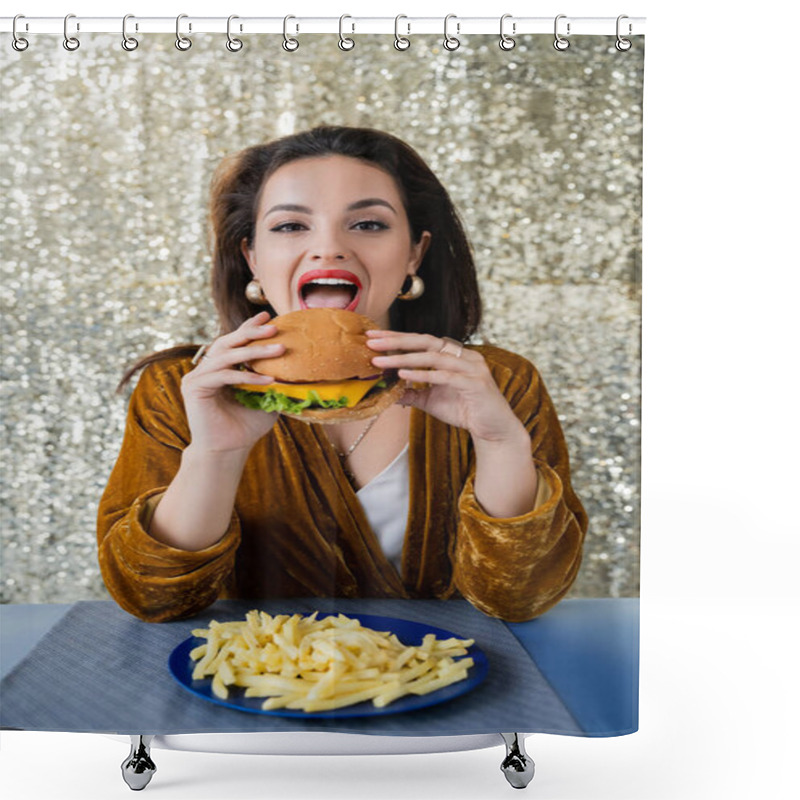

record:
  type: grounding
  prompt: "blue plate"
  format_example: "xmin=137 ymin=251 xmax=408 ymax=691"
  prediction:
xmin=168 ymin=612 xmax=488 ymax=718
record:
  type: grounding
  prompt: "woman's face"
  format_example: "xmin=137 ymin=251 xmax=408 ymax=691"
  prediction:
xmin=242 ymin=155 xmax=431 ymax=329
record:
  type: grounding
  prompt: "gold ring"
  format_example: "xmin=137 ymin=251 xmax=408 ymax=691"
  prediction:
xmin=191 ymin=343 xmax=210 ymax=365
xmin=438 ymin=337 xmax=464 ymax=358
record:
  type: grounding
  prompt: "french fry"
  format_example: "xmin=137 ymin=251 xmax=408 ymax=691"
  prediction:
xmin=187 ymin=611 xmax=475 ymax=712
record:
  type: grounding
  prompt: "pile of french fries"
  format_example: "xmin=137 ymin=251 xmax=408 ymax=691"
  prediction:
xmin=188 ymin=610 xmax=475 ymax=713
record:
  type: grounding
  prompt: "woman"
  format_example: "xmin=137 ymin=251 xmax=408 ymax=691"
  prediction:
xmin=97 ymin=125 xmax=587 ymax=623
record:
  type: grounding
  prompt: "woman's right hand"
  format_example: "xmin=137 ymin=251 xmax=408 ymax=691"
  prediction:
xmin=180 ymin=311 xmax=285 ymax=454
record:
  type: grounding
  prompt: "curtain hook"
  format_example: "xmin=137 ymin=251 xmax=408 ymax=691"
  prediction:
xmin=394 ymin=15 xmax=411 ymax=51
xmin=553 ymin=14 xmax=570 ymax=51
xmin=12 ymin=14 xmax=29 ymax=51
xmin=175 ymin=14 xmax=192 ymax=51
xmin=226 ymin=15 xmax=243 ymax=51
xmin=121 ymin=14 xmax=139 ymax=51
xmin=499 ymin=14 xmax=516 ymax=51
xmin=338 ymin=15 xmax=355 ymax=51
xmin=615 ymin=15 xmax=632 ymax=51
xmin=63 ymin=13 xmax=80 ymax=51
xmin=282 ymin=15 xmax=299 ymax=51
xmin=443 ymin=14 xmax=460 ymax=51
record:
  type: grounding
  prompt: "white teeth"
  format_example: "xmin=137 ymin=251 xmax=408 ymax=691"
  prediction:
xmin=305 ymin=278 xmax=356 ymax=286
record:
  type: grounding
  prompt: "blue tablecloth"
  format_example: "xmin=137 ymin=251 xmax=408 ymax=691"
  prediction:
xmin=0 ymin=597 xmax=638 ymax=737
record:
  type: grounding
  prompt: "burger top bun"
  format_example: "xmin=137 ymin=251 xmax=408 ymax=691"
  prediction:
xmin=247 ymin=308 xmax=379 ymax=382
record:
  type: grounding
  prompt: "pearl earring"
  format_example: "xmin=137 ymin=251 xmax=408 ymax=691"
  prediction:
xmin=245 ymin=279 xmax=270 ymax=305
xmin=396 ymin=274 xmax=425 ymax=301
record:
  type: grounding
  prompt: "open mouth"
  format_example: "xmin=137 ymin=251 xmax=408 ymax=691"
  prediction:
xmin=298 ymin=269 xmax=362 ymax=312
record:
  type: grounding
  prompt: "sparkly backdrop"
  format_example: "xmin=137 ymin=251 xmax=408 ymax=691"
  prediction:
xmin=1 ymin=34 xmax=643 ymax=604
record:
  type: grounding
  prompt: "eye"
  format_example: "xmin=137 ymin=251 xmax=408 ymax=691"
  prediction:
xmin=352 ymin=219 xmax=389 ymax=231
xmin=269 ymin=221 xmax=307 ymax=233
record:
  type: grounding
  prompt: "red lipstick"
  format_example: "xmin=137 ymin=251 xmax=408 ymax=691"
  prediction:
xmin=297 ymin=270 xmax=362 ymax=312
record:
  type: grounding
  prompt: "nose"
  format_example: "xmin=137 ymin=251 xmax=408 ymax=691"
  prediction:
xmin=309 ymin=228 xmax=350 ymax=262
xmin=310 ymin=248 xmax=349 ymax=262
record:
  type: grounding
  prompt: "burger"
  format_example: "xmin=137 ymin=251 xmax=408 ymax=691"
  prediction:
xmin=233 ymin=308 xmax=404 ymax=423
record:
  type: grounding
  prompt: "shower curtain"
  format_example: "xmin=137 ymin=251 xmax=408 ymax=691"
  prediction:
xmin=1 ymin=25 xmax=643 ymax=744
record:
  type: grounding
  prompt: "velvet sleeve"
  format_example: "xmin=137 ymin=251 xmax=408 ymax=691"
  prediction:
xmin=451 ymin=350 xmax=588 ymax=622
xmin=96 ymin=359 xmax=240 ymax=622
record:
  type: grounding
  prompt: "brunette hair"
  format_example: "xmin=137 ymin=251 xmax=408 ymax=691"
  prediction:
xmin=119 ymin=126 xmax=481 ymax=388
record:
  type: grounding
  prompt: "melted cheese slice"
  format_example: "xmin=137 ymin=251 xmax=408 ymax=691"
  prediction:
xmin=234 ymin=377 xmax=381 ymax=408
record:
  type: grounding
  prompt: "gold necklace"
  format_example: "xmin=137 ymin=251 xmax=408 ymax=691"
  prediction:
xmin=333 ymin=414 xmax=380 ymax=483
xmin=333 ymin=414 xmax=380 ymax=460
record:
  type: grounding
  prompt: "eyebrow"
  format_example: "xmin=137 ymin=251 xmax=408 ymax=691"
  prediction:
xmin=263 ymin=198 xmax=398 ymax=218
xmin=347 ymin=198 xmax=398 ymax=214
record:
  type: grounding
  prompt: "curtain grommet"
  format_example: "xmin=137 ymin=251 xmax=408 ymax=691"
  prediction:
xmin=121 ymin=14 xmax=139 ymax=51
xmin=338 ymin=15 xmax=355 ymax=51
xmin=175 ymin=14 xmax=192 ymax=51
xmin=615 ymin=15 xmax=633 ymax=51
xmin=443 ymin=14 xmax=461 ymax=51
xmin=226 ymin=15 xmax=244 ymax=52
xmin=282 ymin=15 xmax=299 ymax=51
xmin=394 ymin=15 xmax=411 ymax=51
xmin=553 ymin=14 xmax=570 ymax=51
xmin=12 ymin=15 xmax=30 ymax=51
xmin=499 ymin=14 xmax=516 ymax=51
xmin=63 ymin=14 xmax=80 ymax=51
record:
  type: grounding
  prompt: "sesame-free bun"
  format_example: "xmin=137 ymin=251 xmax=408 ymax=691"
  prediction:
xmin=247 ymin=308 xmax=378 ymax=383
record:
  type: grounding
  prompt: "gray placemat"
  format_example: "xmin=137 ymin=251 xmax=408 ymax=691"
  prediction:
xmin=0 ymin=599 xmax=581 ymax=735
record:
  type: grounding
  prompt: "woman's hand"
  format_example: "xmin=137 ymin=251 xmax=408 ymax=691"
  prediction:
xmin=366 ymin=331 xmax=526 ymax=446
xmin=180 ymin=311 xmax=285 ymax=454
xmin=368 ymin=330 xmax=538 ymax=518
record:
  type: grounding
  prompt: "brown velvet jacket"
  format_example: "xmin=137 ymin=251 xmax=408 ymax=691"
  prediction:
xmin=97 ymin=344 xmax=587 ymax=623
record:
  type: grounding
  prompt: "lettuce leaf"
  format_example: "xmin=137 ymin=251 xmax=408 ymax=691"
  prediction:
xmin=234 ymin=388 xmax=350 ymax=414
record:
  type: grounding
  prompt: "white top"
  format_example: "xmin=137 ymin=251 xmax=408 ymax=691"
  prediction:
xmin=355 ymin=448 xmax=549 ymax=576
xmin=355 ymin=444 xmax=410 ymax=572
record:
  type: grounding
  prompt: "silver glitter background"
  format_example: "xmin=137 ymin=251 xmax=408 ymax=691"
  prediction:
xmin=1 ymin=34 xmax=643 ymax=604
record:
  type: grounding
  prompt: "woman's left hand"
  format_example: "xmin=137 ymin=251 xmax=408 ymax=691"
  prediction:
xmin=367 ymin=331 xmax=526 ymax=445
